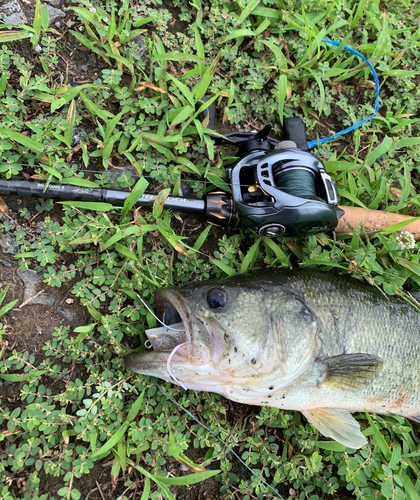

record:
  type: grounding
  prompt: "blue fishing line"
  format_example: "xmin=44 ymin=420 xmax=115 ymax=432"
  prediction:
xmin=306 ymin=39 xmax=380 ymax=149
xmin=153 ymin=378 xmax=284 ymax=500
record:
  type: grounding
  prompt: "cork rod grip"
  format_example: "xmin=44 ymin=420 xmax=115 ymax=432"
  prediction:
xmin=335 ymin=206 xmax=420 ymax=240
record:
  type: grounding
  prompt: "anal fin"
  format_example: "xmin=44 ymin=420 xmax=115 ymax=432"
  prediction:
xmin=302 ymin=408 xmax=367 ymax=449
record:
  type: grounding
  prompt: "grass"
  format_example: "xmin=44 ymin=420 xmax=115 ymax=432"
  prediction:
xmin=0 ymin=0 xmax=420 ymax=498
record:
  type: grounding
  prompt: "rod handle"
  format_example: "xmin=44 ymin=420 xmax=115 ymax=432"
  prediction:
xmin=335 ymin=206 xmax=420 ymax=240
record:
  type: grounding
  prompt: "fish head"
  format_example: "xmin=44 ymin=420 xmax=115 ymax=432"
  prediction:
xmin=126 ymin=273 xmax=319 ymax=400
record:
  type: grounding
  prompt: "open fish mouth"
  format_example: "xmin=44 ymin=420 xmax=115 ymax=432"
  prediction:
xmin=125 ymin=291 xmax=191 ymax=384
xmin=151 ymin=288 xmax=219 ymax=365
xmin=125 ymin=288 xmax=219 ymax=386
xmin=144 ymin=296 xmax=188 ymax=353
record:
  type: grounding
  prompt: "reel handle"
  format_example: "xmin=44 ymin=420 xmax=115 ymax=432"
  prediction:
xmin=283 ymin=118 xmax=309 ymax=151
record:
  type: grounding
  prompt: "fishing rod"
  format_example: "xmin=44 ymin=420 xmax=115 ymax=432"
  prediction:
xmin=0 ymin=117 xmax=341 ymax=236
xmin=1 ymin=40 xmax=420 ymax=239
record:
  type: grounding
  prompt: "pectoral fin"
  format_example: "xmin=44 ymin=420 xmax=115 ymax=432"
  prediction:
xmin=302 ymin=408 xmax=367 ymax=449
xmin=317 ymin=353 xmax=383 ymax=391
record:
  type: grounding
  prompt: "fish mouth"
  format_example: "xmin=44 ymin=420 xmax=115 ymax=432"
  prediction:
xmin=153 ymin=288 xmax=218 ymax=364
xmin=144 ymin=294 xmax=188 ymax=353
xmin=125 ymin=289 xmax=219 ymax=387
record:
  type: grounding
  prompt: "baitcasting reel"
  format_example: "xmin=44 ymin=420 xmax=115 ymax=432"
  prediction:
xmin=204 ymin=117 xmax=342 ymax=237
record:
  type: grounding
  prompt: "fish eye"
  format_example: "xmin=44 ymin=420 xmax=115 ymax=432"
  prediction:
xmin=206 ymin=289 xmax=228 ymax=310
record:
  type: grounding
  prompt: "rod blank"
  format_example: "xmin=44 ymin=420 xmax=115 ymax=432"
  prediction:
xmin=0 ymin=180 xmax=206 ymax=214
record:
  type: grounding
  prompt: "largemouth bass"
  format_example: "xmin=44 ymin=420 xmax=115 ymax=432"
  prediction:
xmin=126 ymin=269 xmax=420 ymax=448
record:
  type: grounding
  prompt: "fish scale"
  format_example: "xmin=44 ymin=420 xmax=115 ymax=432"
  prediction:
xmin=126 ymin=268 xmax=420 ymax=448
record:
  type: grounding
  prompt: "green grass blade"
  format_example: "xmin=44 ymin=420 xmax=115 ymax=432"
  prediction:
xmin=350 ymin=0 xmax=368 ymax=28
xmin=194 ymin=25 xmax=205 ymax=74
xmin=102 ymin=131 xmax=122 ymax=160
xmin=114 ymin=243 xmax=140 ymax=262
xmin=0 ymin=284 xmax=10 ymax=306
xmin=365 ymin=412 xmax=391 ymax=461
xmin=205 ymin=172 xmax=230 ymax=191
xmin=253 ymin=7 xmax=282 ymax=20
xmin=151 ymin=469 xmax=221 ymax=485
xmin=175 ymin=156 xmax=203 ymax=176
xmin=92 ymin=390 xmax=144 ymax=457
xmin=0 ymin=31 xmax=31 ymax=42
xmin=315 ymin=441 xmax=351 ymax=452
xmin=80 ymin=91 xmax=114 ymax=121
xmin=70 ymin=30 xmax=95 ymax=49
xmin=225 ymin=28 xmax=255 ymax=42
xmin=102 ymin=226 xmax=143 ymax=251
xmin=152 ymin=52 xmax=204 ymax=63
xmin=105 ymin=10 xmax=116 ymax=43
xmin=40 ymin=3 xmax=49 ymax=30
xmin=166 ymin=74 xmax=195 ymax=106
xmin=128 ymin=461 xmax=176 ymax=500
xmin=59 ymin=201 xmax=114 ymax=212
xmin=0 ymin=299 xmax=18 ymax=318
xmin=71 ymin=7 xmax=102 ymax=29
xmin=193 ymin=225 xmax=212 ymax=252
xmin=261 ymin=40 xmax=287 ymax=68
xmin=0 ymin=370 xmax=48 ymax=382
xmin=0 ymin=128 xmax=44 ymax=152
xmin=235 ymin=0 xmax=261 ymax=26
xmin=64 ymin=99 xmax=76 ymax=147
xmin=365 ymin=136 xmax=393 ymax=167
xmin=240 ymin=239 xmax=260 ymax=273
xmin=367 ymin=177 xmax=387 ymax=209
xmin=193 ymin=51 xmax=221 ymax=100
xmin=387 ymin=70 xmax=420 ymax=76
xmin=32 ymin=0 xmax=42 ymax=34
xmin=134 ymin=16 xmax=157 ymax=27
xmin=59 ymin=178 xmax=99 ymax=188
xmin=121 ymin=177 xmax=149 ymax=216
xmin=397 ymin=259 xmax=420 ymax=280
xmin=337 ymin=189 xmax=367 ymax=208
xmin=169 ymin=105 xmax=195 ymax=128
xmin=381 ymin=217 xmax=420 ymax=235
xmin=277 ymin=74 xmax=288 ymax=124
xmin=394 ymin=165 xmax=414 ymax=211
xmin=312 ymin=74 xmax=325 ymax=113
xmin=394 ymin=137 xmax=420 ymax=149
xmin=210 ymin=258 xmax=237 ymax=276
xmin=400 ymin=471 xmax=420 ymax=500
xmin=262 ymin=238 xmax=291 ymax=267
xmin=105 ymin=52 xmax=133 ymax=72
xmin=153 ymin=188 xmax=170 ymax=218
xmin=255 ymin=18 xmax=270 ymax=35
xmin=140 ymin=478 xmax=151 ymax=500
xmin=104 ymin=111 xmax=123 ymax=142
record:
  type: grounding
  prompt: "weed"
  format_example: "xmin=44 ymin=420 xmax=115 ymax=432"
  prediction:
xmin=1 ymin=0 xmax=420 ymax=498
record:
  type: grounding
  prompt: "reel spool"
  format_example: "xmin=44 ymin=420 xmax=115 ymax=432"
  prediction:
xmin=273 ymin=166 xmax=319 ymax=200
